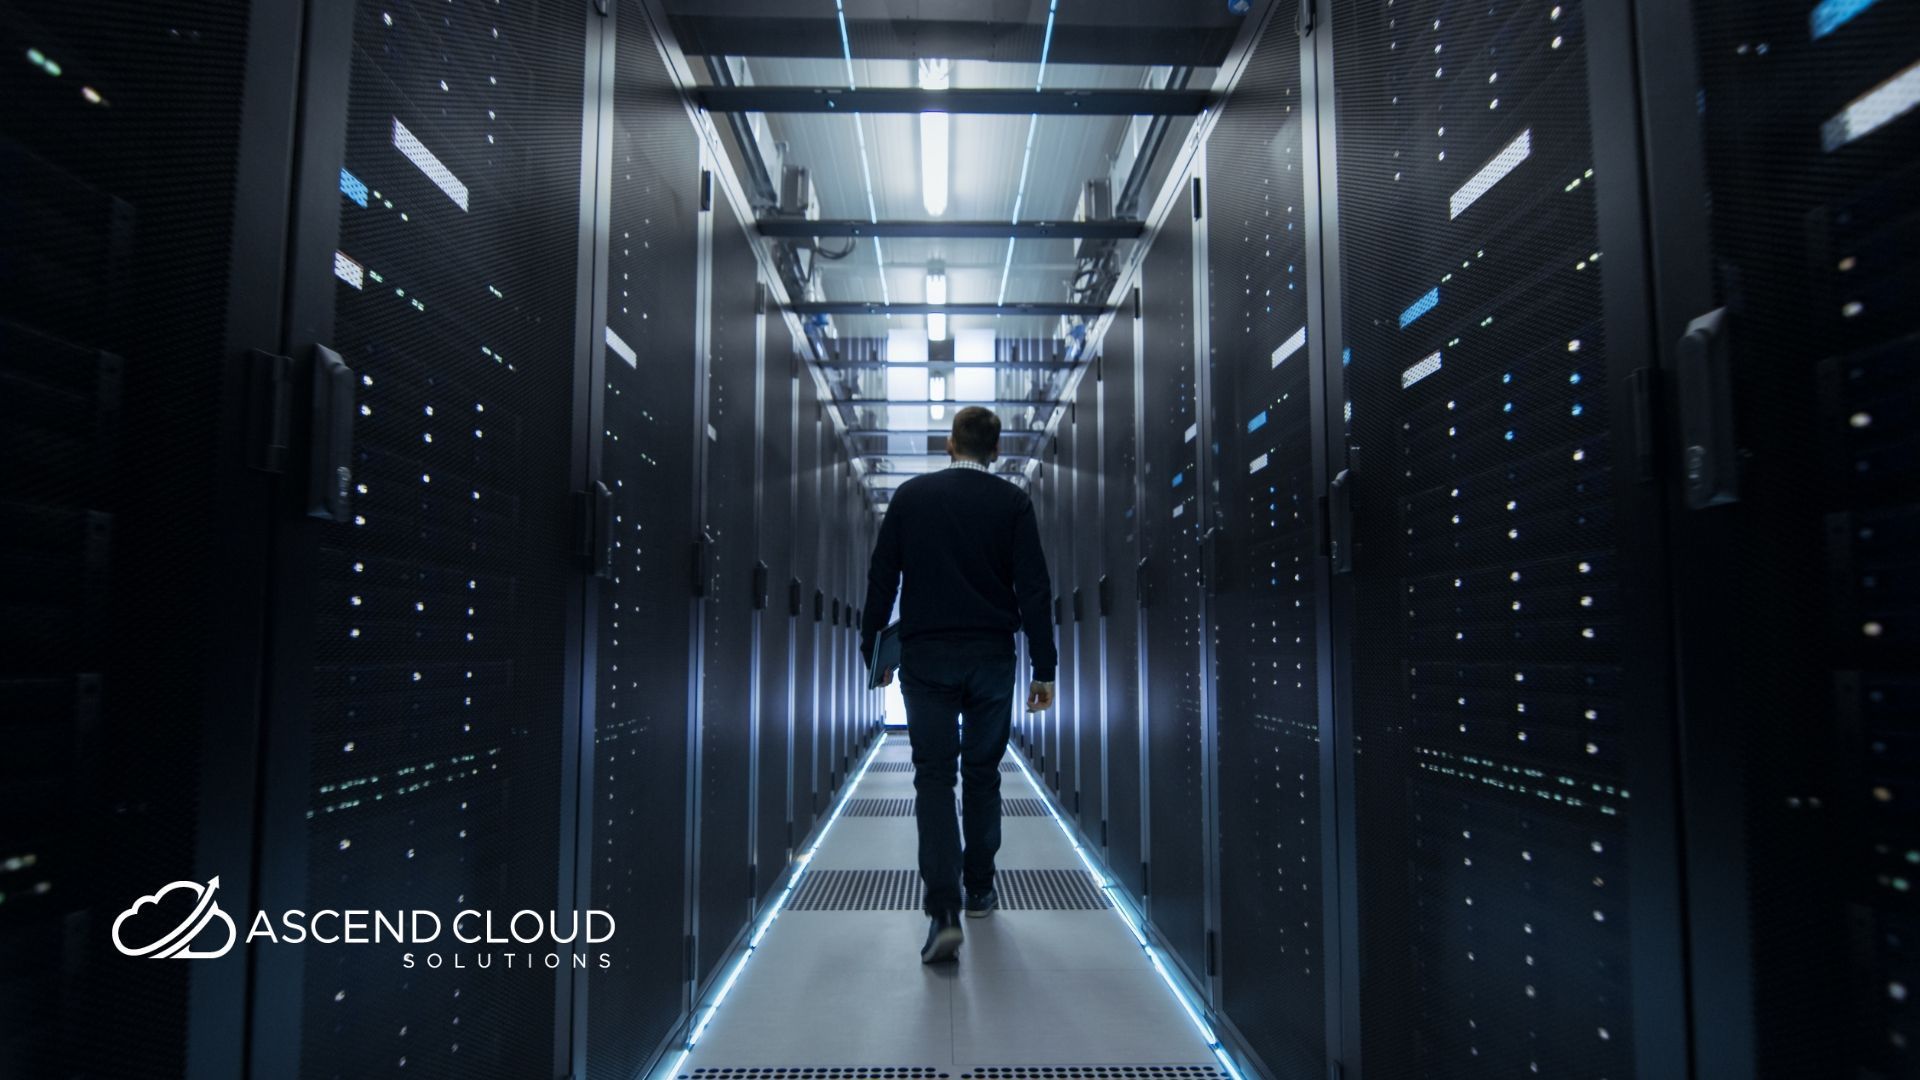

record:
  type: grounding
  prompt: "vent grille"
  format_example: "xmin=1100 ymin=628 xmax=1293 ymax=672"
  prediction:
xmin=691 ymin=1060 xmax=952 ymax=1068
xmin=788 ymin=869 xmax=1111 ymax=911
xmin=863 ymin=760 xmax=1022 ymax=774
xmin=690 ymin=1070 xmax=949 ymax=1079
xmin=960 ymin=1060 xmax=1228 ymax=1068
xmin=841 ymin=797 xmax=1051 ymax=818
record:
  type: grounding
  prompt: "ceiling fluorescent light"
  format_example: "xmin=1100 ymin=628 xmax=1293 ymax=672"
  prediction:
xmin=926 ymin=271 xmax=948 ymax=342
xmin=920 ymin=112 xmax=949 ymax=217
xmin=919 ymin=58 xmax=950 ymax=218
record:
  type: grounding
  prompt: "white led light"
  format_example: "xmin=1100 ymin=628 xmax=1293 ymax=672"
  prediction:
xmin=392 ymin=117 xmax=469 ymax=211
xmin=1402 ymin=350 xmax=1443 ymax=388
xmin=919 ymin=111 xmax=950 ymax=217
xmin=605 ymin=326 xmax=638 ymax=368
xmin=1824 ymin=58 xmax=1920 ymax=151
xmin=925 ymin=271 xmax=949 ymax=342
xmin=1272 ymin=325 xmax=1307 ymax=367
xmin=1450 ymin=129 xmax=1531 ymax=219
xmin=333 ymin=250 xmax=365 ymax=290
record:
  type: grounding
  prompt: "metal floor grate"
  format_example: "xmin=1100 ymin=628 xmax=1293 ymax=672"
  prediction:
xmin=959 ymin=1069 xmax=1225 ymax=1079
xmin=841 ymin=797 xmax=1051 ymax=818
xmin=691 ymin=1070 xmax=950 ymax=1079
xmin=788 ymin=869 xmax=1111 ymax=911
xmin=956 ymin=1060 xmax=1213 ymax=1068
xmin=865 ymin=761 xmax=1023 ymax=774
xmin=695 ymin=1060 xmax=956 ymax=1068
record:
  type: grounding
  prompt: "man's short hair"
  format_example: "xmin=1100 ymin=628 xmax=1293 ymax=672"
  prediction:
xmin=950 ymin=406 xmax=1002 ymax=460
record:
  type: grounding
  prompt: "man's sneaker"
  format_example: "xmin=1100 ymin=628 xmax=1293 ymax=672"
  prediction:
xmin=921 ymin=910 xmax=964 ymax=963
xmin=964 ymin=887 xmax=999 ymax=918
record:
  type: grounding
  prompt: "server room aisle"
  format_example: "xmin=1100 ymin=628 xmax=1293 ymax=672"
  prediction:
xmin=684 ymin=734 xmax=1217 ymax=1071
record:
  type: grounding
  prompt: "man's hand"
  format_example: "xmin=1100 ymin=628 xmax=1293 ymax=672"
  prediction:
xmin=1026 ymin=680 xmax=1055 ymax=712
xmin=877 ymin=667 xmax=895 ymax=687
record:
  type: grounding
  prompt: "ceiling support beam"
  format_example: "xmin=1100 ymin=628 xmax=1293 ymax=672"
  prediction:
xmin=757 ymin=219 xmax=1143 ymax=240
xmin=693 ymin=86 xmax=1211 ymax=116
xmin=792 ymin=301 xmax=1108 ymax=318
xmin=835 ymin=399 xmax=1063 ymax=408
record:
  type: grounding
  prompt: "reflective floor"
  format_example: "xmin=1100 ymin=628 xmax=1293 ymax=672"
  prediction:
xmin=685 ymin=734 xmax=1218 ymax=1071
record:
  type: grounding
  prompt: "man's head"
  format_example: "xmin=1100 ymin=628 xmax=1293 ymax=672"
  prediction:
xmin=946 ymin=406 xmax=1002 ymax=464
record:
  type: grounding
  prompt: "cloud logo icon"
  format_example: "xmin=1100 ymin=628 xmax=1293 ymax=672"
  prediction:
xmin=112 ymin=877 xmax=238 ymax=959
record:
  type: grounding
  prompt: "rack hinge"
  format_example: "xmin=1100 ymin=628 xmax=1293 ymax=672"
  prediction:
xmin=1206 ymin=929 xmax=1219 ymax=976
xmin=683 ymin=933 xmax=696 ymax=978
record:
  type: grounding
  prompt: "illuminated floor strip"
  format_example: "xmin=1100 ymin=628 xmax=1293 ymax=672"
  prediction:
xmin=1000 ymin=750 xmax=1248 ymax=1080
xmin=661 ymin=731 xmax=895 ymax=1080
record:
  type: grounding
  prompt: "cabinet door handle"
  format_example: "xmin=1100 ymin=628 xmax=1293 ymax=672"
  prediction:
xmin=1329 ymin=468 xmax=1353 ymax=574
xmin=307 ymin=344 xmax=355 ymax=522
xmin=1677 ymin=308 xmax=1738 ymax=508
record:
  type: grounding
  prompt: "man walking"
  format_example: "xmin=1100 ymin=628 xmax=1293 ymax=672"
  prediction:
xmin=860 ymin=406 xmax=1057 ymax=964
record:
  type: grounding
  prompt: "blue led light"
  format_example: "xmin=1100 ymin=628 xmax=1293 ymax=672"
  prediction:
xmin=1571 ymin=403 xmax=1584 ymax=416
xmin=1504 ymin=430 xmax=1516 ymax=441
xmin=1812 ymin=0 xmax=1880 ymax=38
xmin=1502 ymin=372 xmax=1513 ymax=384
xmin=1569 ymin=372 xmax=1582 ymax=384
xmin=339 ymin=167 xmax=368 ymax=208
xmin=1248 ymin=411 xmax=1269 ymax=433
xmin=1172 ymin=471 xmax=1185 ymax=488
xmin=1400 ymin=286 xmax=1441 ymax=328
xmin=1342 ymin=348 xmax=1353 ymax=366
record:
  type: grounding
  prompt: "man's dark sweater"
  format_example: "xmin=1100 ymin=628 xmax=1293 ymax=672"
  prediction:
xmin=860 ymin=464 xmax=1058 ymax=682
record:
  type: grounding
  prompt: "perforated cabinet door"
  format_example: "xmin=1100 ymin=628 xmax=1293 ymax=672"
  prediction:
xmin=793 ymin=379 xmax=821 ymax=833
xmin=259 ymin=2 xmax=597 ymax=1075
xmin=695 ymin=191 xmax=762 ymax=989
xmin=1639 ymin=0 xmax=1920 ymax=1073
xmin=1203 ymin=14 xmax=1326 ymax=1076
xmin=756 ymin=316 xmax=796 ymax=906
xmin=1327 ymin=0 xmax=1685 ymax=1074
xmin=0 ymin=2 xmax=287 ymax=1075
xmin=1138 ymin=171 xmax=1210 ymax=984
xmin=1101 ymin=317 xmax=1147 ymax=898
xmin=1074 ymin=384 xmax=1105 ymax=842
xmin=1054 ymin=426 xmax=1078 ymax=803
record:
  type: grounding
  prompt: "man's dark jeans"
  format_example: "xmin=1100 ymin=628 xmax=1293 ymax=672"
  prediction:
xmin=899 ymin=637 xmax=1016 ymax=915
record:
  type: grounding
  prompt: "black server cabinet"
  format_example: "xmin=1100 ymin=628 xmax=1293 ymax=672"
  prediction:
xmin=0 ymin=1 xmax=294 ymax=1074
xmin=694 ymin=189 xmax=761 ymax=989
xmin=1204 ymin=15 xmax=1328 ymax=1075
xmin=1053 ymin=430 xmax=1077 ymax=800
xmin=823 ymin=457 xmax=843 ymax=795
xmin=253 ymin=1 xmax=600 ymax=1075
xmin=1639 ymin=0 xmax=1920 ymax=1073
xmin=1073 ymin=388 xmax=1105 ymax=840
xmin=581 ymin=7 xmax=703 ymax=1075
xmin=1101 ymin=315 xmax=1147 ymax=897
xmin=1323 ymin=0 xmax=1688 ymax=1075
xmin=793 ymin=383 xmax=821 ymax=831
xmin=1138 ymin=169 xmax=1210 ymax=984
xmin=756 ymin=320 xmax=796 ymax=906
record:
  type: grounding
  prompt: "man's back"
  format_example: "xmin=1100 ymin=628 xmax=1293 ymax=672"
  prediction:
xmin=860 ymin=465 xmax=1057 ymax=682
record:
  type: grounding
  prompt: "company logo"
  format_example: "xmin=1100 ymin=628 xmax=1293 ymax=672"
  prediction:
xmin=110 ymin=877 xmax=618 ymax=970
xmin=112 ymin=877 xmax=239 ymax=959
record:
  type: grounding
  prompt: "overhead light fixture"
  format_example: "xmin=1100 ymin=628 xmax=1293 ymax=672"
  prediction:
xmin=919 ymin=58 xmax=950 ymax=217
xmin=925 ymin=269 xmax=948 ymax=342
xmin=928 ymin=374 xmax=948 ymax=421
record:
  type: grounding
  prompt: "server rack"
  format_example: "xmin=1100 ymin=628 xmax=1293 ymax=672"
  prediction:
xmin=1055 ymin=427 xmax=1078 ymax=801
xmin=1101 ymin=307 xmax=1148 ymax=899
xmin=1138 ymin=161 xmax=1212 ymax=986
xmin=691 ymin=154 xmax=759 ymax=992
xmin=793 ymin=386 xmax=821 ymax=831
xmin=1073 ymin=387 xmax=1106 ymax=840
xmin=581 ymin=5 xmax=704 ymax=1074
xmin=1636 ymin=0 xmax=1920 ymax=1073
xmin=250 ymin=1 xmax=605 ymax=1074
xmin=0 ymin=1 xmax=296 ymax=1074
xmin=756 ymin=314 xmax=796 ymax=908
xmin=1319 ymin=0 xmax=1689 ymax=1074
xmin=1202 ymin=11 xmax=1329 ymax=1075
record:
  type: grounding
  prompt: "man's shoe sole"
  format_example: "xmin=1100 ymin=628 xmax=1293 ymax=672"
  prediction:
xmin=965 ymin=904 xmax=995 ymax=919
xmin=921 ymin=926 xmax=964 ymax=963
